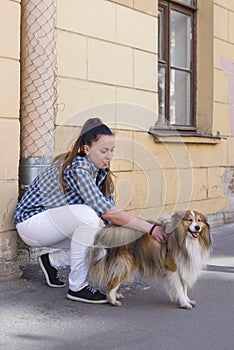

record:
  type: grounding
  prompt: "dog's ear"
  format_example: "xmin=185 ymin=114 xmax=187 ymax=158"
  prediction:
xmin=203 ymin=219 xmax=210 ymax=229
xmin=201 ymin=213 xmax=210 ymax=228
xmin=155 ymin=214 xmax=171 ymax=231
xmin=195 ymin=211 xmax=210 ymax=229
xmin=166 ymin=212 xmax=185 ymax=233
xmin=200 ymin=216 xmax=212 ymax=248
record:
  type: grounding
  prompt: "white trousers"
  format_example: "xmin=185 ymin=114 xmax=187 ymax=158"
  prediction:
xmin=16 ymin=204 xmax=100 ymax=291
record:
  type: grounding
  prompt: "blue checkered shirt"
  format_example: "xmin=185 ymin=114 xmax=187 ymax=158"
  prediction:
xmin=14 ymin=156 xmax=115 ymax=224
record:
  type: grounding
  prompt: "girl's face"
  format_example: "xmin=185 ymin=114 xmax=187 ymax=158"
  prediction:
xmin=84 ymin=134 xmax=115 ymax=169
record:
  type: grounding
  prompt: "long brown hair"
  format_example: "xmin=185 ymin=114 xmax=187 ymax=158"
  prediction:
xmin=56 ymin=118 xmax=114 ymax=197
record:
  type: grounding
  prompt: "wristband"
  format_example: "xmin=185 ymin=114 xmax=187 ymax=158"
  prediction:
xmin=149 ymin=224 xmax=157 ymax=235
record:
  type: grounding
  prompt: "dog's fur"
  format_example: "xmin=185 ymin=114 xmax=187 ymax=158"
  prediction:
xmin=86 ymin=211 xmax=212 ymax=309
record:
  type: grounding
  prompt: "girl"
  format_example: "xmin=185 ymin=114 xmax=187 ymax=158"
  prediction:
xmin=14 ymin=118 xmax=164 ymax=304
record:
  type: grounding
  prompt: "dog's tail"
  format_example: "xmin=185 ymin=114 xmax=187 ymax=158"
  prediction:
xmin=86 ymin=244 xmax=108 ymax=287
xmin=87 ymin=243 xmax=107 ymax=263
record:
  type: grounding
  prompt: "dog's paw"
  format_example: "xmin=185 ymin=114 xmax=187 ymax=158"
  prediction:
xmin=109 ymin=299 xmax=122 ymax=307
xmin=107 ymin=293 xmax=122 ymax=306
xmin=179 ymin=302 xmax=193 ymax=310
xmin=189 ymin=300 xmax=196 ymax=307
xmin=116 ymin=293 xmax=124 ymax=300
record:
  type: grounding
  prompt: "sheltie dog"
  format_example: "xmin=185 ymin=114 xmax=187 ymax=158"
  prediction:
xmin=86 ymin=211 xmax=212 ymax=309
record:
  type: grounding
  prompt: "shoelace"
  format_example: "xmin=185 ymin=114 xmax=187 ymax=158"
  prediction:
xmin=87 ymin=285 xmax=97 ymax=294
xmin=55 ymin=266 xmax=62 ymax=280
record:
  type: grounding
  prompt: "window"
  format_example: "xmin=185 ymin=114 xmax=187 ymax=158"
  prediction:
xmin=157 ymin=0 xmax=197 ymax=131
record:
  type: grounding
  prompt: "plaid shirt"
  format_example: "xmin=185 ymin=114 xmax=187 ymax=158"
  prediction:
xmin=14 ymin=156 xmax=115 ymax=224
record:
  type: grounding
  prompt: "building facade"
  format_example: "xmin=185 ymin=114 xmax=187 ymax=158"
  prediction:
xmin=0 ymin=0 xmax=234 ymax=280
xmin=0 ymin=0 xmax=21 ymax=279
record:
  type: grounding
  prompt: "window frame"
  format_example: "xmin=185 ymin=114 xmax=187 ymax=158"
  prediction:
xmin=157 ymin=0 xmax=197 ymax=133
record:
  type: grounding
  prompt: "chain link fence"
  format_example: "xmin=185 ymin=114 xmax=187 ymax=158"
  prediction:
xmin=20 ymin=0 xmax=56 ymax=193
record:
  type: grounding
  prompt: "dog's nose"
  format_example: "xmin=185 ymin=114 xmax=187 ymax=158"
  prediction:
xmin=195 ymin=225 xmax=200 ymax=231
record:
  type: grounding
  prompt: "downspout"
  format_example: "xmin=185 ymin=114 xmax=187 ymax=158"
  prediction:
xmin=20 ymin=0 xmax=56 ymax=196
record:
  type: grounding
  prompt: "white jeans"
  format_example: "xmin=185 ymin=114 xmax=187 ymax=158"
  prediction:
xmin=16 ymin=204 xmax=100 ymax=291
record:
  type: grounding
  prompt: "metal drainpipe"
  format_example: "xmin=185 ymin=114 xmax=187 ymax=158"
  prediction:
xmin=20 ymin=0 xmax=56 ymax=196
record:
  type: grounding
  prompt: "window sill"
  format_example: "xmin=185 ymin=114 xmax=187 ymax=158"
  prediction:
xmin=148 ymin=128 xmax=222 ymax=145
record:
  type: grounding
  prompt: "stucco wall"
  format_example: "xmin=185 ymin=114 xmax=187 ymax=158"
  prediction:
xmin=56 ymin=0 xmax=157 ymax=130
xmin=0 ymin=0 xmax=21 ymax=279
xmin=55 ymin=0 xmax=234 ymax=226
xmin=212 ymin=0 xmax=234 ymax=222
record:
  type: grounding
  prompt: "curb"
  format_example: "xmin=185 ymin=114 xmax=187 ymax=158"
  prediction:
xmin=207 ymin=210 xmax=234 ymax=227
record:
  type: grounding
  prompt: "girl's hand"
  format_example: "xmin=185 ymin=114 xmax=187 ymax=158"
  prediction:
xmin=151 ymin=225 xmax=165 ymax=243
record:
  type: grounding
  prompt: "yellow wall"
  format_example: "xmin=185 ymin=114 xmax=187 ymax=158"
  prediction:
xmin=55 ymin=0 xmax=234 ymax=227
xmin=56 ymin=0 xmax=157 ymax=130
xmin=0 ymin=0 xmax=21 ymax=279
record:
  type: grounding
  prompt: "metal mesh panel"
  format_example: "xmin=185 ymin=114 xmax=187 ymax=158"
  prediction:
xmin=20 ymin=0 xmax=56 ymax=192
xmin=20 ymin=0 xmax=56 ymax=158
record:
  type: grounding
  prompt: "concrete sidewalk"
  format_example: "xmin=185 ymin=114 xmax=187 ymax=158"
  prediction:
xmin=1 ymin=223 xmax=234 ymax=350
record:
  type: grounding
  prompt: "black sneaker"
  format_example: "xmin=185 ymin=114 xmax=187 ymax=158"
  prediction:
xmin=38 ymin=253 xmax=66 ymax=288
xmin=67 ymin=285 xmax=108 ymax=304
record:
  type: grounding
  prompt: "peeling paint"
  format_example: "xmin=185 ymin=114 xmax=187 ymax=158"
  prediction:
xmin=223 ymin=167 xmax=234 ymax=210
xmin=0 ymin=239 xmax=2 ymax=259
xmin=228 ymin=171 xmax=234 ymax=195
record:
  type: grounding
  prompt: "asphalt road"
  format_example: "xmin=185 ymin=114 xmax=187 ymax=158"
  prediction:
xmin=1 ymin=223 xmax=234 ymax=350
